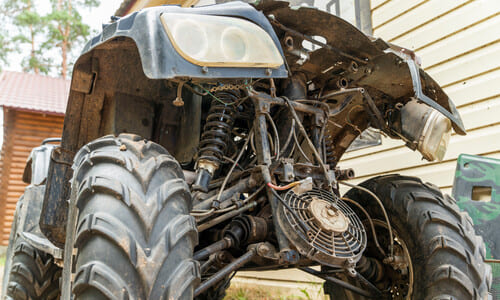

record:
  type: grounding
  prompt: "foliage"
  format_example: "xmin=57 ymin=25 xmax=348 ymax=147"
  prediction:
xmin=0 ymin=33 xmax=11 ymax=68
xmin=0 ymin=0 xmax=100 ymax=77
xmin=45 ymin=0 xmax=100 ymax=78
xmin=12 ymin=1 xmax=52 ymax=74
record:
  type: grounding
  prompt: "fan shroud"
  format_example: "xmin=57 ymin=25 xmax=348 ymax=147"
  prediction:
xmin=277 ymin=188 xmax=367 ymax=267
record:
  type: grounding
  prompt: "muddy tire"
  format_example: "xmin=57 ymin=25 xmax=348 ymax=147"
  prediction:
xmin=4 ymin=202 xmax=61 ymax=300
xmin=325 ymin=175 xmax=491 ymax=299
xmin=64 ymin=134 xmax=199 ymax=299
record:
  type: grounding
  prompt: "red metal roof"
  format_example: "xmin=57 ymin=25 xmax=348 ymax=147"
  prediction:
xmin=0 ymin=71 xmax=70 ymax=115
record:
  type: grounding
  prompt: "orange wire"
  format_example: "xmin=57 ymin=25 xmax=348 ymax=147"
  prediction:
xmin=267 ymin=181 xmax=301 ymax=191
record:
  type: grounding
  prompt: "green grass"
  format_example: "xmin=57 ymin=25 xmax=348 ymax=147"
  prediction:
xmin=0 ymin=255 xmax=5 ymax=267
xmin=223 ymin=283 xmax=327 ymax=300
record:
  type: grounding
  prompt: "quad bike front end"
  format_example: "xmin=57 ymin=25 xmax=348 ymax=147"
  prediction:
xmin=2 ymin=1 xmax=491 ymax=299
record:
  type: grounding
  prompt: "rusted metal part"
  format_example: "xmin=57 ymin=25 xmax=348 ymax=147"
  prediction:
xmin=196 ymin=215 xmax=269 ymax=261
xmin=194 ymin=237 xmax=233 ymax=261
xmin=194 ymin=248 xmax=257 ymax=297
xmin=282 ymin=74 xmax=307 ymax=100
xmin=250 ymin=96 xmax=296 ymax=259
xmin=257 ymin=1 xmax=464 ymax=135
xmin=251 ymin=103 xmax=298 ymax=263
xmin=269 ymin=18 xmax=367 ymax=65
xmin=252 ymin=97 xmax=274 ymax=166
xmin=197 ymin=201 xmax=258 ymax=233
xmin=194 ymin=177 xmax=254 ymax=210
xmin=274 ymin=162 xmax=326 ymax=181
xmin=336 ymin=168 xmax=355 ymax=181
xmin=323 ymin=88 xmax=370 ymax=167
xmin=283 ymin=97 xmax=331 ymax=189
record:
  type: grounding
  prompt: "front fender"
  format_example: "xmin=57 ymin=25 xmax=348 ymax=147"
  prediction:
xmin=78 ymin=1 xmax=288 ymax=79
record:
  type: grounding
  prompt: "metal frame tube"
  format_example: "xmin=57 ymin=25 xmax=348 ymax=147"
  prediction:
xmin=194 ymin=237 xmax=233 ymax=261
xmin=299 ymin=267 xmax=375 ymax=298
xmin=194 ymin=249 xmax=256 ymax=297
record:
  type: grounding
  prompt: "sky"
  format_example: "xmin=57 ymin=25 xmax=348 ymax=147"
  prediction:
xmin=83 ymin=0 xmax=125 ymax=32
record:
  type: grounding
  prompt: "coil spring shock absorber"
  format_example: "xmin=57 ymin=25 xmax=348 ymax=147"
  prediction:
xmin=193 ymin=90 xmax=239 ymax=193
xmin=324 ymin=128 xmax=336 ymax=168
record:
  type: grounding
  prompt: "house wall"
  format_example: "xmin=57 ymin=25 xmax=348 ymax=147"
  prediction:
xmin=235 ymin=0 xmax=500 ymax=293
xmin=341 ymin=0 xmax=500 ymax=196
xmin=0 ymin=109 xmax=63 ymax=245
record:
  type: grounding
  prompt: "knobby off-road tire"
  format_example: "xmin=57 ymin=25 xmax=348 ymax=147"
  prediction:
xmin=64 ymin=134 xmax=199 ymax=299
xmin=325 ymin=175 xmax=491 ymax=299
xmin=4 ymin=197 xmax=61 ymax=300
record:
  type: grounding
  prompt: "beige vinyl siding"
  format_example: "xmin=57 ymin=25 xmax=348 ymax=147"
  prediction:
xmin=340 ymin=0 xmax=500 ymax=195
xmin=235 ymin=0 xmax=500 ymax=292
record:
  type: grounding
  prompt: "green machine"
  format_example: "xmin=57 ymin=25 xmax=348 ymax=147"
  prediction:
xmin=453 ymin=154 xmax=500 ymax=298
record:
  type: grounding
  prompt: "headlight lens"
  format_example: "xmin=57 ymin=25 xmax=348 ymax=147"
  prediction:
xmin=400 ymin=100 xmax=452 ymax=161
xmin=161 ymin=13 xmax=283 ymax=68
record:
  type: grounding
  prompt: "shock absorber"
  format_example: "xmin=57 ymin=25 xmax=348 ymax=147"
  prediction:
xmin=324 ymin=128 xmax=336 ymax=168
xmin=193 ymin=90 xmax=239 ymax=193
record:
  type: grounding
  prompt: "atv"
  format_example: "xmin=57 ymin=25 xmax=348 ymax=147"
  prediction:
xmin=2 ymin=1 xmax=492 ymax=299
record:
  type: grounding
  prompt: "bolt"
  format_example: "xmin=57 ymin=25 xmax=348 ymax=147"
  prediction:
xmin=257 ymin=244 xmax=271 ymax=256
xmin=173 ymin=97 xmax=184 ymax=107
xmin=265 ymin=69 xmax=272 ymax=76
xmin=201 ymin=66 xmax=209 ymax=74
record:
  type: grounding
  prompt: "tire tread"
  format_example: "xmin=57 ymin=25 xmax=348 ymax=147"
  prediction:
xmin=69 ymin=134 xmax=199 ymax=299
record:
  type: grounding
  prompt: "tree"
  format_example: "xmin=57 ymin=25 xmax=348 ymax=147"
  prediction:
xmin=12 ymin=1 xmax=52 ymax=74
xmin=0 ymin=0 xmax=25 ymax=70
xmin=0 ymin=0 xmax=100 ymax=77
xmin=0 ymin=32 xmax=11 ymax=69
xmin=0 ymin=0 xmax=52 ymax=74
xmin=46 ymin=0 xmax=100 ymax=78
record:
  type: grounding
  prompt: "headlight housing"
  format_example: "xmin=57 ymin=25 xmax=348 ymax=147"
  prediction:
xmin=400 ymin=100 xmax=452 ymax=161
xmin=160 ymin=13 xmax=284 ymax=68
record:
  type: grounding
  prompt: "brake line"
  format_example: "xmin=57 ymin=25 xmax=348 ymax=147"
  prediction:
xmin=339 ymin=181 xmax=394 ymax=257
xmin=342 ymin=197 xmax=386 ymax=257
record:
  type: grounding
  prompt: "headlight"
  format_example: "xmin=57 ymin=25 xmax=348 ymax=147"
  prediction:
xmin=400 ymin=100 xmax=452 ymax=161
xmin=160 ymin=13 xmax=283 ymax=68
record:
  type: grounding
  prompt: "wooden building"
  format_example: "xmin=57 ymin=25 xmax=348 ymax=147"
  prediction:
xmin=0 ymin=71 xmax=69 ymax=245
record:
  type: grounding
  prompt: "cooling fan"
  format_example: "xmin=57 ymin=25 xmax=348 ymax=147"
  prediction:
xmin=277 ymin=188 xmax=367 ymax=267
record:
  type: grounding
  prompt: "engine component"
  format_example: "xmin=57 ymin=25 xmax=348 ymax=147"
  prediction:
xmin=224 ymin=215 xmax=269 ymax=246
xmin=277 ymin=188 xmax=366 ymax=267
xmin=195 ymin=215 xmax=269 ymax=261
xmin=193 ymin=90 xmax=238 ymax=192
xmin=335 ymin=168 xmax=355 ymax=180
xmin=399 ymin=99 xmax=452 ymax=161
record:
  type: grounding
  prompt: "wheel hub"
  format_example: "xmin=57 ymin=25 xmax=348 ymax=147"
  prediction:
xmin=308 ymin=197 xmax=350 ymax=233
